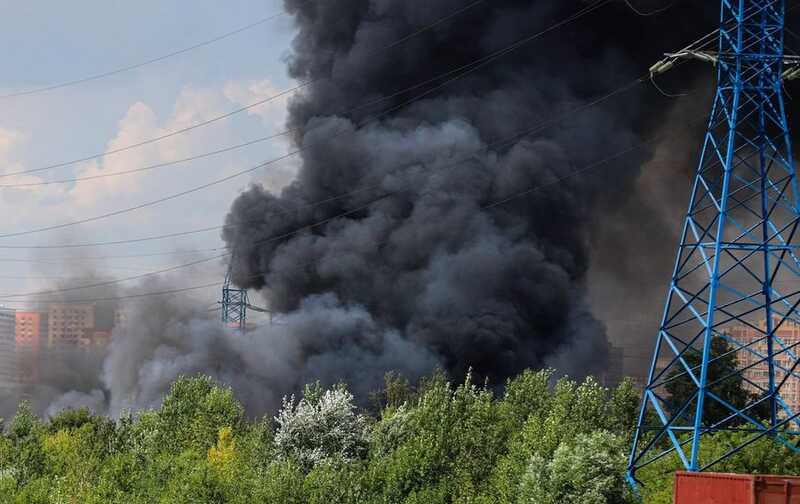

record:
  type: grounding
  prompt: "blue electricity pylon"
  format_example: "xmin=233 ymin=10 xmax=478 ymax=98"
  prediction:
xmin=221 ymin=269 xmax=248 ymax=331
xmin=628 ymin=0 xmax=800 ymax=486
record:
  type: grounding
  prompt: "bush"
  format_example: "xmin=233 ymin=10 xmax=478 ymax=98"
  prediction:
xmin=274 ymin=383 xmax=369 ymax=469
xmin=154 ymin=375 xmax=245 ymax=454
xmin=519 ymin=430 xmax=633 ymax=504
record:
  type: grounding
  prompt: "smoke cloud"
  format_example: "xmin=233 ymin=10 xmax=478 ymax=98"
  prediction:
xmin=221 ymin=0 xmax=712 ymax=388
xmin=15 ymin=1 xmax=800 ymax=419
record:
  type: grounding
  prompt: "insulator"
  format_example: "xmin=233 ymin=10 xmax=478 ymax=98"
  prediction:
xmin=783 ymin=67 xmax=800 ymax=80
xmin=649 ymin=59 xmax=675 ymax=76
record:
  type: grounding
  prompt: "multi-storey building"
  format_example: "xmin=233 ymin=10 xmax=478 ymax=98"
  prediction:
xmin=15 ymin=312 xmax=42 ymax=347
xmin=730 ymin=318 xmax=800 ymax=415
xmin=15 ymin=311 xmax=43 ymax=383
xmin=0 ymin=307 xmax=16 ymax=386
xmin=47 ymin=303 xmax=95 ymax=346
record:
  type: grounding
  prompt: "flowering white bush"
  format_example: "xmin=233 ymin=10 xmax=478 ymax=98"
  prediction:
xmin=274 ymin=386 xmax=369 ymax=469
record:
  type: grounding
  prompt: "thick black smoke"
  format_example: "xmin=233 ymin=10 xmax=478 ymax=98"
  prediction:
xmin=21 ymin=1 xmax=800 ymax=419
xmin=222 ymin=0 xmax=742 ymax=386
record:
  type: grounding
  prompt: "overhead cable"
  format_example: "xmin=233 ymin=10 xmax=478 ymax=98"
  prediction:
xmin=0 ymin=0 xmax=488 ymax=179
xmin=0 ymin=12 xmax=286 ymax=100
xmin=0 ymin=0 xmax=612 ymax=240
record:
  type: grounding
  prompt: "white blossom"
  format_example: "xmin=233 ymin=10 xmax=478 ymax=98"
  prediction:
xmin=274 ymin=387 xmax=369 ymax=468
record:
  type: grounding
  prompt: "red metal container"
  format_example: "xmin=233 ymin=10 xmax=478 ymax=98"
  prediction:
xmin=674 ymin=471 xmax=800 ymax=504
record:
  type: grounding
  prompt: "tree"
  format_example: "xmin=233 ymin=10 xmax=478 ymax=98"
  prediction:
xmin=154 ymin=375 xmax=245 ymax=454
xmin=665 ymin=335 xmax=768 ymax=425
xmin=274 ymin=383 xmax=369 ymax=470
xmin=518 ymin=430 xmax=634 ymax=504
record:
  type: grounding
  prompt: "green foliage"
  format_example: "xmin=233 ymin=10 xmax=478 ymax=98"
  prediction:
xmin=1 ymin=369 xmax=798 ymax=503
xmin=154 ymin=375 xmax=245 ymax=454
xmin=518 ymin=430 xmax=633 ymax=504
xmin=665 ymin=335 xmax=768 ymax=425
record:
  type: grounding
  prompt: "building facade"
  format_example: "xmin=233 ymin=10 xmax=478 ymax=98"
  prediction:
xmin=15 ymin=311 xmax=43 ymax=383
xmin=47 ymin=303 xmax=95 ymax=346
xmin=0 ymin=307 xmax=16 ymax=386
xmin=15 ymin=312 xmax=42 ymax=348
xmin=730 ymin=318 xmax=800 ymax=415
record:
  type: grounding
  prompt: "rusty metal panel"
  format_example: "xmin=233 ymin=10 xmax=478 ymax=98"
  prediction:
xmin=674 ymin=472 xmax=800 ymax=504
xmin=674 ymin=472 xmax=754 ymax=504
xmin=754 ymin=475 xmax=800 ymax=504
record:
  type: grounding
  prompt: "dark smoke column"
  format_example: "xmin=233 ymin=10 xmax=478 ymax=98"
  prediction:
xmin=222 ymin=0 xmax=684 ymax=383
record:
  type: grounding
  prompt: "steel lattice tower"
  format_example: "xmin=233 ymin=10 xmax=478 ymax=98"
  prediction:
xmin=628 ymin=0 xmax=800 ymax=486
xmin=221 ymin=269 xmax=248 ymax=331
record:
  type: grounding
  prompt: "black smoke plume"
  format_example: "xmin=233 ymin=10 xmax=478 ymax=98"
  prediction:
xmin=222 ymin=0 xmax=744 ymax=387
xmin=17 ymin=1 xmax=800 ymax=419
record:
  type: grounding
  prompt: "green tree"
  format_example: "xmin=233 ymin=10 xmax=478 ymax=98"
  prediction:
xmin=665 ymin=335 xmax=767 ymax=425
xmin=518 ymin=430 xmax=634 ymax=504
xmin=154 ymin=375 xmax=245 ymax=454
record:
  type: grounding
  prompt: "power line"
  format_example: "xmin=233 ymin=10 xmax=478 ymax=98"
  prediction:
xmin=0 ymin=193 xmax=390 ymax=300
xmin=622 ymin=0 xmax=673 ymax=16
xmin=0 ymin=0 xmax=489 ymax=180
xmin=0 ymin=119 xmax=671 ymax=305
xmin=0 ymin=72 xmax=642 ymax=250
xmin=0 ymin=79 xmax=672 ymax=300
xmin=0 ymin=0 xmax=612 ymax=241
xmin=0 ymin=134 xmax=285 ymax=188
xmin=0 ymin=282 xmax=221 ymax=306
xmin=0 ymin=257 xmax=158 ymax=273
xmin=0 ymin=3 xmax=493 ymax=189
xmin=0 ymin=12 xmax=286 ymax=100
xmin=0 ymin=249 xmax=220 ymax=261
xmin=0 ymin=105 xmax=710 ymax=304
xmin=0 ymin=86 xmax=305 ymax=180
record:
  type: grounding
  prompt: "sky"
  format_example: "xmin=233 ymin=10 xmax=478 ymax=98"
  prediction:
xmin=0 ymin=0 xmax=297 ymax=312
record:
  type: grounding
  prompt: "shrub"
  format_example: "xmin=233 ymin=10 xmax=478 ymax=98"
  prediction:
xmin=154 ymin=375 xmax=245 ymax=454
xmin=518 ymin=430 xmax=632 ymax=504
xmin=274 ymin=384 xmax=369 ymax=469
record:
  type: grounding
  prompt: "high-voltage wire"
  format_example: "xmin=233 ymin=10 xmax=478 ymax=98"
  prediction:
xmin=622 ymin=0 xmax=673 ymax=16
xmin=0 ymin=12 xmax=286 ymax=100
xmin=0 ymin=134 xmax=286 ymax=188
xmin=0 ymin=76 xmax=644 ymax=250
xmin=0 ymin=113 xmax=702 ymax=305
xmin=0 ymin=194 xmax=390 ymax=299
xmin=0 ymin=0 xmax=490 ymax=180
xmin=0 ymin=3 xmax=492 ymax=189
xmin=0 ymin=0 xmax=613 ymax=240
xmin=0 ymin=102 xmax=707 ymax=301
